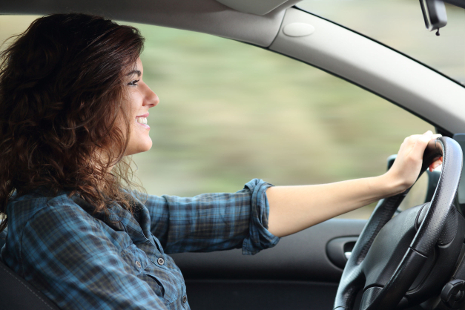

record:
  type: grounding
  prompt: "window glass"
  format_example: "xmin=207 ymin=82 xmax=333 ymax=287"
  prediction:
xmin=0 ymin=16 xmax=435 ymax=219
xmin=398 ymin=172 xmax=429 ymax=212
xmin=298 ymin=0 xmax=465 ymax=86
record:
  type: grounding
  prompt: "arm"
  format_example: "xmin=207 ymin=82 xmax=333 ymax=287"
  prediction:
xmin=267 ymin=131 xmax=443 ymax=237
xmin=146 ymin=179 xmax=279 ymax=255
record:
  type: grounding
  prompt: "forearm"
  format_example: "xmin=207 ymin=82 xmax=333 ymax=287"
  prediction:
xmin=266 ymin=173 xmax=404 ymax=237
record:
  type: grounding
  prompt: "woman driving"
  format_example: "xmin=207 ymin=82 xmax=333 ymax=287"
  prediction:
xmin=0 ymin=13 xmax=442 ymax=309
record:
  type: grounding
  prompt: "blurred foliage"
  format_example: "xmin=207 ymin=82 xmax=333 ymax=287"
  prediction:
xmin=0 ymin=14 xmax=436 ymax=219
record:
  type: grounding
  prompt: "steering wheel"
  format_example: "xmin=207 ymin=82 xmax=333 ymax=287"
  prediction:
xmin=334 ymin=136 xmax=464 ymax=310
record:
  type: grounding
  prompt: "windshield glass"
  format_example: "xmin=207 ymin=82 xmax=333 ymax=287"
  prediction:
xmin=298 ymin=0 xmax=465 ymax=85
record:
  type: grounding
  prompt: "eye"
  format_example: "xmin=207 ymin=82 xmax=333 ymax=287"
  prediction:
xmin=127 ymin=79 xmax=140 ymax=86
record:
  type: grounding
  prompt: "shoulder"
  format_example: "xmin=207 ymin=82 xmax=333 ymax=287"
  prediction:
xmin=7 ymin=192 xmax=96 ymax=239
xmin=6 ymin=191 xmax=128 ymax=256
xmin=3 ymin=192 xmax=104 ymax=269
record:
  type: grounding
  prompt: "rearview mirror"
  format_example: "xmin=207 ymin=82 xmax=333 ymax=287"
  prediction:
xmin=420 ymin=0 xmax=448 ymax=34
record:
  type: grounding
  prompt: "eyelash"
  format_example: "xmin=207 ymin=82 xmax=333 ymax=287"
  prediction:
xmin=128 ymin=79 xmax=140 ymax=86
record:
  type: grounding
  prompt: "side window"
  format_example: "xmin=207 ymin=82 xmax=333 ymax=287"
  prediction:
xmin=0 ymin=17 xmax=434 ymax=220
xmin=132 ymin=23 xmax=434 ymax=219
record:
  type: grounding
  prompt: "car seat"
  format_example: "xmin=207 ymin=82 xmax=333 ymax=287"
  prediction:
xmin=0 ymin=252 xmax=60 ymax=309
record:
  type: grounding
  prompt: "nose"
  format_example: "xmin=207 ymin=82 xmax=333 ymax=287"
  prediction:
xmin=143 ymin=83 xmax=159 ymax=108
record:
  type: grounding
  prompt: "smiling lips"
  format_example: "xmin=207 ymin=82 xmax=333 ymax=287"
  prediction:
xmin=136 ymin=113 xmax=150 ymax=129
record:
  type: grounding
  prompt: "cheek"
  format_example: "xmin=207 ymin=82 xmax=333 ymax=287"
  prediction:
xmin=120 ymin=98 xmax=137 ymax=131
xmin=128 ymin=92 xmax=142 ymax=111
xmin=114 ymin=112 xmax=133 ymax=144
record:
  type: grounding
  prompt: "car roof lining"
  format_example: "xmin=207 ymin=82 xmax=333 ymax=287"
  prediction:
xmin=0 ymin=0 xmax=301 ymax=47
xmin=216 ymin=0 xmax=300 ymax=15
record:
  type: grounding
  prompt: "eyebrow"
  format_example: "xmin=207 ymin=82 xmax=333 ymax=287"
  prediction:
xmin=126 ymin=70 xmax=141 ymax=77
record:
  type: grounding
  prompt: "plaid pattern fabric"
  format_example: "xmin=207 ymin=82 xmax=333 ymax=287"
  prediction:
xmin=1 ymin=179 xmax=279 ymax=309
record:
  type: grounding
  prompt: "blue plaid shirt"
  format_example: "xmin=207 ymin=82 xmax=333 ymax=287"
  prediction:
xmin=0 ymin=179 xmax=279 ymax=309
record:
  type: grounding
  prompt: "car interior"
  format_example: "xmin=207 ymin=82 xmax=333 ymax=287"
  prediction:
xmin=1 ymin=0 xmax=465 ymax=309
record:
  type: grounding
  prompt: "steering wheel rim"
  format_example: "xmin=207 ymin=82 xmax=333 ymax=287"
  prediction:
xmin=334 ymin=136 xmax=463 ymax=310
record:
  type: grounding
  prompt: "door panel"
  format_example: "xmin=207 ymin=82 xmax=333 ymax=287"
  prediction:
xmin=184 ymin=280 xmax=338 ymax=310
xmin=171 ymin=218 xmax=366 ymax=309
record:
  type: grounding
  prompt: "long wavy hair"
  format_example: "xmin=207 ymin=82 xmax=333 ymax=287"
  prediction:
xmin=0 ymin=14 xmax=146 ymax=231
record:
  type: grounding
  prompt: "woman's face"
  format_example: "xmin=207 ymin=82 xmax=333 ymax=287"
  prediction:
xmin=123 ymin=58 xmax=159 ymax=156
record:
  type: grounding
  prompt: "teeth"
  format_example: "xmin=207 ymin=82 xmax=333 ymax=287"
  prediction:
xmin=136 ymin=117 xmax=147 ymax=125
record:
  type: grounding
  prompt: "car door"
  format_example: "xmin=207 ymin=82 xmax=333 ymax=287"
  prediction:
xmin=172 ymin=219 xmax=366 ymax=309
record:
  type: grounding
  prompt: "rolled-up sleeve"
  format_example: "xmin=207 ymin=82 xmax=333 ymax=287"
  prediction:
xmin=241 ymin=179 xmax=280 ymax=255
xmin=146 ymin=179 xmax=280 ymax=255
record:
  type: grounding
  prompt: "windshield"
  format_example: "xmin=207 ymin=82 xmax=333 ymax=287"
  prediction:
xmin=298 ymin=0 xmax=465 ymax=85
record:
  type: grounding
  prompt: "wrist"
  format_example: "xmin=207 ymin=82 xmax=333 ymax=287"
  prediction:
xmin=373 ymin=172 xmax=409 ymax=198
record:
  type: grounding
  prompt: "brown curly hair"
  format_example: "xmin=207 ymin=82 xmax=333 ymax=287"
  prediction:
xmin=0 ymin=14 xmax=146 ymax=231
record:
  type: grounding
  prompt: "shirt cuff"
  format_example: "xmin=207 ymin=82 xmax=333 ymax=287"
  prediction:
xmin=241 ymin=179 xmax=280 ymax=255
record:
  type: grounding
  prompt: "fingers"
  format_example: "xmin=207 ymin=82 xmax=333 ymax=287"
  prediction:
xmin=388 ymin=131 xmax=443 ymax=191
xmin=398 ymin=131 xmax=442 ymax=166
xmin=429 ymin=156 xmax=443 ymax=172
xmin=408 ymin=131 xmax=442 ymax=172
xmin=420 ymin=131 xmax=442 ymax=172
xmin=401 ymin=131 xmax=435 ymax=146
xmin=403 ymin=131 xmax=435 ymax=159
xmin=412 ymin=131 xmax=441 ymax=149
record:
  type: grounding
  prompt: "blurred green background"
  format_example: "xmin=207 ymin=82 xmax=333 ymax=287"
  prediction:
xmin=299 ymin=0 xmax=465 ymax=84
xmin=4 ymin=0 xmax=462 ymax=219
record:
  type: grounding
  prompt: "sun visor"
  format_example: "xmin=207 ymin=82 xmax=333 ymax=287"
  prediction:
xmin=216 ymin=0 xmax=296 ymax=15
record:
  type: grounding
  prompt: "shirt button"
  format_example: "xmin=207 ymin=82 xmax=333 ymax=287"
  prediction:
xmin=135 ymin=261 xmax=141 ymax=268
xmin=157 ymin=257 xmax=165 ymax=266
xmin=182 ymin=295 xmax=187 ymax=303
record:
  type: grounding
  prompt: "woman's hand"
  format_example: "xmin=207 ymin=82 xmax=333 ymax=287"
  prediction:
xmin=383 ymin=131 xmax=442 ymax=196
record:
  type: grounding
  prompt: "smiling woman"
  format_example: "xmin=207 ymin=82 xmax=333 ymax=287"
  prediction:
xmin=0 ymin=14 xmax=146 ymax=223
xmin=0 ymin=16 xmax=436 ymax=219
xmin=0 ymin=14 xmax=283 ymax=310
xmin=0 ymin=12 xmax=445 ymax=310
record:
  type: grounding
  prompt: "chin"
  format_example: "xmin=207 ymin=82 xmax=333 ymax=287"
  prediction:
xmin=126 ymin=140 xmax=153 ymax=156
